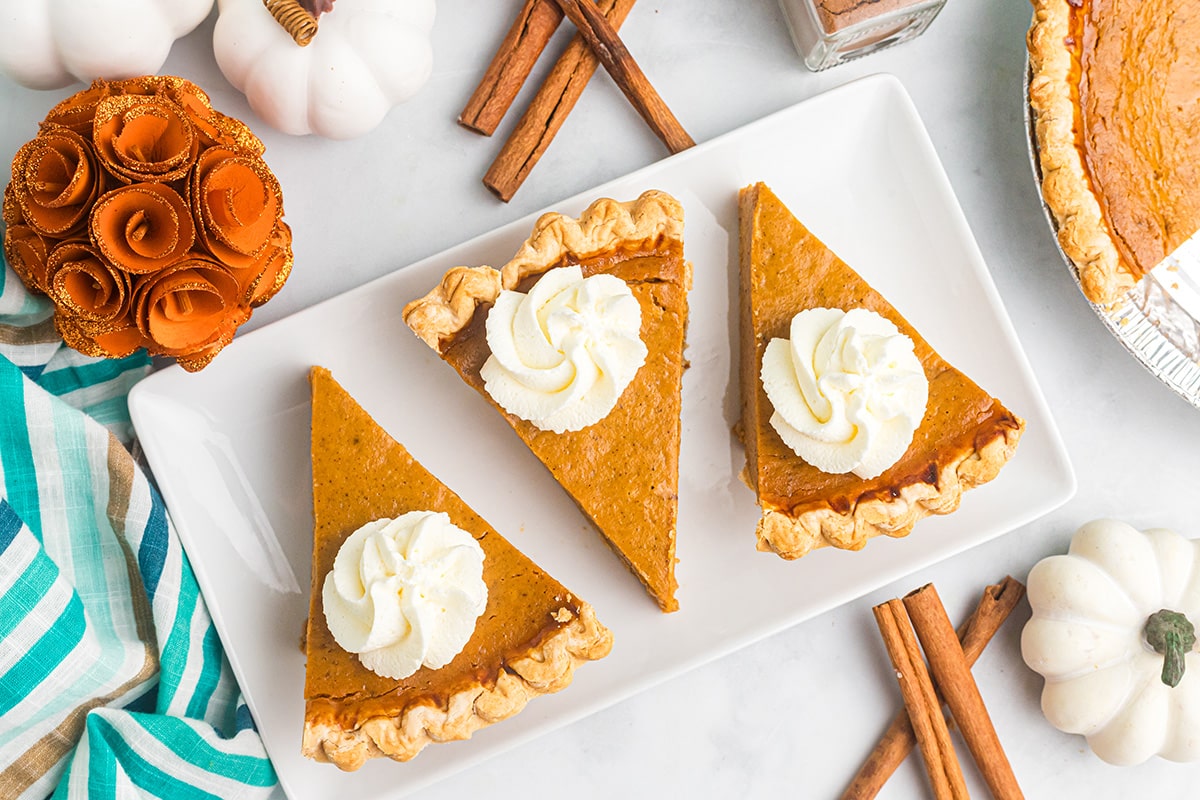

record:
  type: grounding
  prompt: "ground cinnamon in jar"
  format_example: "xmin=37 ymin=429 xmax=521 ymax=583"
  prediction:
xmin=779 ymin=0 xmax=946 ymax=71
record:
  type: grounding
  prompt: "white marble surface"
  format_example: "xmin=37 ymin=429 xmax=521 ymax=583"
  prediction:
xmin=4 ymin=0 xmax=1200 ymax=797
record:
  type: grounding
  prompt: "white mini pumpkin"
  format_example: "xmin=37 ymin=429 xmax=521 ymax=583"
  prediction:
xmin=1022 ymin=519 xmax=1200 ymax=765
xmin=0 ymin=0 xmax=214 ymax=90
xmin=212 ymin=0 xmax=435 ymax=139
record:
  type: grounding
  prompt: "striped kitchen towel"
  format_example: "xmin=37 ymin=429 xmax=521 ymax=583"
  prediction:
xmin=0 ymin=257 xmax=281 ymax=798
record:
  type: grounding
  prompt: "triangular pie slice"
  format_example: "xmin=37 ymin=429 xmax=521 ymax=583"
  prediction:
xmin=738 ymin=182 xmax=1025 ymax=559
xmin=303 ymin=366 xmax=612 ymax=770
xmin=403 ymin=191 xmax=690 ymax=612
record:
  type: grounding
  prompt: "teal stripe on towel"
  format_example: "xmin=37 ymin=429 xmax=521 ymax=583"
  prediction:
xmin=0 ymin=592 xmax=87 ymax=715
xmin=185 ymin=623 xmax=223 ymax=721
xmin=37 ymin=357 xmax=148 ymax=399
xmin=0 ymin=500 xmax=21 ymax=553
xmin=86 ymin=714 xmax=223 ymax=800
xmin=0 ymin=551 xmax=58 ymax=641
xmin=138 ymin=489 xmax=169 ymax=602
xmin=0 ymin=358 xmax=41 ymax=538
xmin=134 ymin=715 xmax=276 ymax=786
xmin=154 ymin=572 xmax=200 ymax=714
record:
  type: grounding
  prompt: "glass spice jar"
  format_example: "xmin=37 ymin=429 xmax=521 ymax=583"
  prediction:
xmin=778 ymin=0 xmax=947 ymax=71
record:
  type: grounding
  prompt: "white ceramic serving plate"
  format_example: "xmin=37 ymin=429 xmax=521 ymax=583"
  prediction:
xmin=129 ymin=74 xmax=1074 ymax=800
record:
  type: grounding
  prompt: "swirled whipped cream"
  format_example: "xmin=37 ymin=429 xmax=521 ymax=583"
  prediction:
xmin=322 ymin=511 xmax=487 ymax=680
xmin=481 ymin=265 xmax=647 ymax=433
xmin=760 ymin=307 xmax=928 ymax=480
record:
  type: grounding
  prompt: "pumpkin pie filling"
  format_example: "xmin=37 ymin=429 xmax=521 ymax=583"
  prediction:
xmin=304 ymin=366 xmax=611 ymax=769
xmin=1028 ymin=0 xmax=1200 ymax=303
xmin=403 ymin=192 xmax=690 ymax=612
xmin=1073 ymin=0 xmax=1200 ymax=278
xmin=435 ymin=245 xmax=685 ymax=601
xmin=739 ymin=183 xmax=1024 ymax=558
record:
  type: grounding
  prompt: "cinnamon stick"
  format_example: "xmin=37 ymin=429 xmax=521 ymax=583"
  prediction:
xmin=550 ymin=0 xmax=694 ymax=154
xmin=843 ymin=576 xmax=1025 ymax=800
xmin=872 ymin=600 xmax=969 ymax=800
xmin=484 ymin=0 xmax=637 ymax=202
xmin=904 ymin=584 xmax=1025 ymax=800
xmin=458 ymin=0 xmax=564 ymax=135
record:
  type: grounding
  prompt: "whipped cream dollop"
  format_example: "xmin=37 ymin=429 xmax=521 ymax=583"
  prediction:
xmin=481 ymin=265 xmax=647 ymax=433
xmin=322 ymin=511 xmax=487 ymax=680
xmin=760 ymin=307 xmax=928 ymax=480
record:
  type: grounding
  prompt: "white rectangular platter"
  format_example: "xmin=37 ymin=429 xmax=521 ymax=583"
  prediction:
xmin=128 ymin=74 xmax=1075 ymax=800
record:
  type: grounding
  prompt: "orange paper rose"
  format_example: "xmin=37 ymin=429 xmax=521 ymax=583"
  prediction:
xmin=2 ymin=76 xmax=292 ymax=371
xmin=242 ymin=221 xmax=293 ymax=306
xmin=90 ymin=183 xmax=195 ymax=273
xmin=131 ymin=256 xmax=250 ymax=371
xmin=93 ymin=94 xmax=198 ymax=184
xmin=3 ymin=223 xmax=50 ymax=289
xmin=190 ymin=148 xmax=281 ymax=269
xmin=9 ymin=127 xmax=104 ymax=237
xmin=46 ymin=241 xmax=145 ymax=358
xmin=2 ymin=186 xmax=51 ymax=289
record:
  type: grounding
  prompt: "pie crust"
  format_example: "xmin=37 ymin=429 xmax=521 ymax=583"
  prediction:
xmin=304 ymin=366 xmax=612 ymax=770
xmin=739 ymin=183 xmax=1025 ymax=560
xmin=406 ymin=191 xmax=684 ymax=346
xmin=404 ymin=190 xmax=690 ymax=612
xmin=1027 ymin=0 xmax=1200 ymax=306
xmin=754 ymin=433 xmax=1021 ymax=559
xmin=303 ymin=604 xmax=611 ymax=770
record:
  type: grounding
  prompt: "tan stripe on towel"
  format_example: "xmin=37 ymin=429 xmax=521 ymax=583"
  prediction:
xmin=0 ymin=317 xmax=59 ymax=346
xmin=0 ymin=434 xmax=161 ymax=795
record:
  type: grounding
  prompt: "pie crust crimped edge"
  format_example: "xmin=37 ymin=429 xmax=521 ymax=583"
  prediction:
xmin=1026 ymin=0 xmax=1136 ymax=306
xmin=301 ymin=601 xmax=612 ymax=771
xmin=755 ymin=418 xmax=1025 ymax=560
xmin=403 ymin=190 xmax=685 ymax=351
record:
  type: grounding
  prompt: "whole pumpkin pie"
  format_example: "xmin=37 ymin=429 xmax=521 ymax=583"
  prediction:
xmin=739 ymin=183 xmax=1025 ymax=559
xmin=304 ymin=366 xmax=612 ymax=770
xmin=1027 ymin=0 xmax=1200 ymax=305
xmin=403 ymin=191 xmax=690 ymax=612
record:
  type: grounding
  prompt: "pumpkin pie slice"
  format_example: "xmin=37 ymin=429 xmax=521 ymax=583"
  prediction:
xmin=1027 ymin=0 xmax=1200 ymax=305
xmin=738 ymin=183 xmax=1025 ymax=559
xmin=403 ymin=191 xmax=690 ymax=612
xmin=303 ymin=366 xmax=612 ymax=770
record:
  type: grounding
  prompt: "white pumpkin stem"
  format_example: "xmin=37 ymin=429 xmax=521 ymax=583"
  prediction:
xmin=262 ymin=0 xmax=318 ymax=47
xmin=1144 ymin=609 xmax=1197 ymax=688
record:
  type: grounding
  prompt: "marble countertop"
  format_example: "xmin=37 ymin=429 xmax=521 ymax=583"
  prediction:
xmin=4 ymin=0 xmax=1200 ymax=797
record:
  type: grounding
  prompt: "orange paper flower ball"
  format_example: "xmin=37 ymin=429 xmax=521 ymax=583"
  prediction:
xmin=2 ymin=76 xmax=293 ymax=372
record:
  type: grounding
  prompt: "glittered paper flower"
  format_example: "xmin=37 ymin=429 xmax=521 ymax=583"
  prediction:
xmin=2 ymin=187 xmax=52 ymax=290
xmin=3 ymin=75 xmax=293 ymax=371
xmin=41 ymin=82 xmax=123 ymax=136
xmin=190 ymin=148 xmax=281 ymax=269
xmin=2 ymin=222 xmax=51 ymax=290
xmin=45 ymin=241 xmax=145 ymax=358
xmin=89 ymin=183 xmax=195 ymax=273
xmin=9 ymin=128 xmax=105 ymax=237
xmin=131 ymin=255 xmax=250 ymax=371
xmin=158 ymin=78 xmax=262 ymax=154
xmin=237 ymin=220 xmax=293 ymax=306
xmin=92 ymin=93 xmax=199 ymax=184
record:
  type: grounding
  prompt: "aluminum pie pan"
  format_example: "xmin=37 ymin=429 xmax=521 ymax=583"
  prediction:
xmin=1023 ymin=62 xmax=1200 ymax=409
